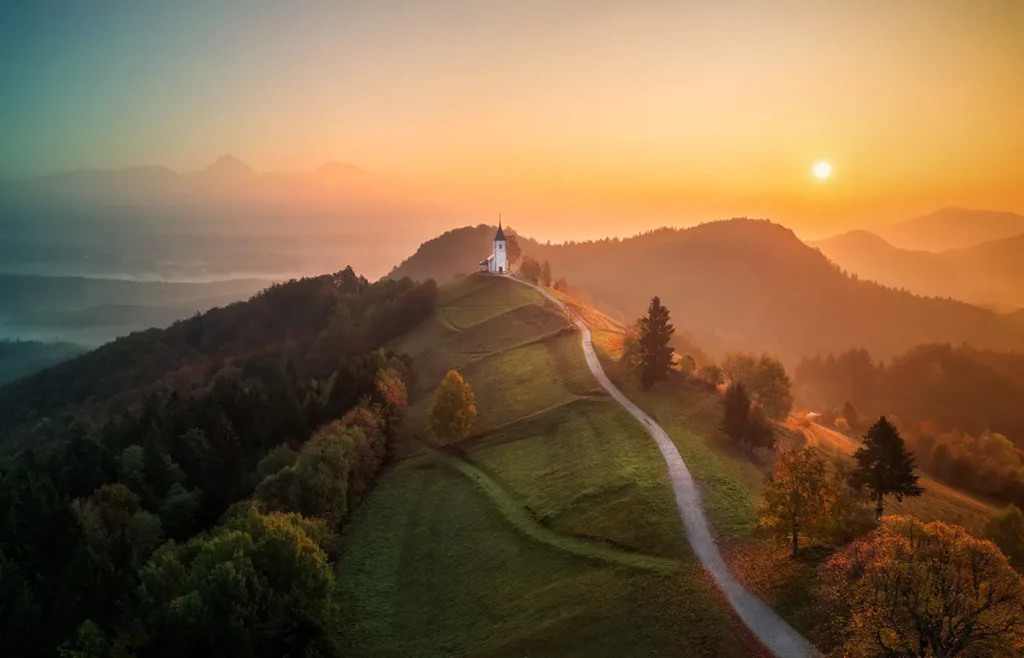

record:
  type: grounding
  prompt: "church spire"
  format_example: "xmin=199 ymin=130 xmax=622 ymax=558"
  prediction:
xmin=494 ymin=214 xmax=506 ymax=241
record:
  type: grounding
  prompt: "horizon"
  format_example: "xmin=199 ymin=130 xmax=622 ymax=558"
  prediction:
xmin=2 ymin=0 xmax=1023 ymax=238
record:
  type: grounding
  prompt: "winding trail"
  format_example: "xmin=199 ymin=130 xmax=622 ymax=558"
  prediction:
xmin=434 ymin=450 xmax=683 ymax=573
xmin=506 ymin=275 xmax=818 ymax=658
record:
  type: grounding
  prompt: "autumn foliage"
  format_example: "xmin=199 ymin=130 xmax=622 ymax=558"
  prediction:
xmin=758 ymin=448 xmax=853 ymax=557
xmin=427 ymin=370 xmax=477 ymax=445
xmin=822 ymin=516 xmax=1024 ymax=657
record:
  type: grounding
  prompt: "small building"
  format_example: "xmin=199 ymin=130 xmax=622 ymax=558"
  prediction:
xmin=479 ymin=222 xmax=508 ymax=274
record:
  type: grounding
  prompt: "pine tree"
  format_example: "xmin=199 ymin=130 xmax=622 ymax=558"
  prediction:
xmin=850 ymin=416 xmax=923 ymax=521
xmin=723 ymin=382 xmax=753 ymax=443
xmin=637 ymin=296 xmax=674 ymax=389
xmin=540 ymin=260 xmax=552 ymax=287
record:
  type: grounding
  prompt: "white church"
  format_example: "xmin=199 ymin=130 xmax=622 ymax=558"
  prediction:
xmin=479 ymin=222 xmax=509 ymax=274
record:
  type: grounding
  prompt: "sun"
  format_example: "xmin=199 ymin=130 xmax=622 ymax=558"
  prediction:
xmin=812 ymin=160 xmax=833 ymax=180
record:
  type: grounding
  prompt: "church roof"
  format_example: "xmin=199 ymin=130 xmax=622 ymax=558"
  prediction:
xmin=494 ymin=222 xmax=506 ymax=241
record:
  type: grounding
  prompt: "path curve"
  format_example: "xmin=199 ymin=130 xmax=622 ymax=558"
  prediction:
xmin=505 ymin=275 xmax=818 ymax=658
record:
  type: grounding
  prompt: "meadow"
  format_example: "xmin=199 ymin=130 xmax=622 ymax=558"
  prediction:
xmin=337 ymin=275 xmax=766 ymax=657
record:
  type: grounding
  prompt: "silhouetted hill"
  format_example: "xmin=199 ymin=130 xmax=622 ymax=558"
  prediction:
xmin=0 ymin=268 xmax=436 ymax=437
xmin=878 ymin=207 xmax=1024 ymax=252
xmin=816 ymin=230 xmax=1024 ymax=308
xmin=390 ymin=219 xmax=1024 ymax=362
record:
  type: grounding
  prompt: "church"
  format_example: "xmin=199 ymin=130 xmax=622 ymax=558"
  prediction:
xmin=479 ymin=222 xmax=509 ymax=274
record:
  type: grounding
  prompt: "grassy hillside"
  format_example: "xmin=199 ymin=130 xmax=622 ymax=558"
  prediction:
xmin=561 ymin=294 xmax=1005 ymax=645
xmin=389 ymin=220 xmax=1024 ymax=363
xmin=337 ymin=274 xmax=767 ymax=657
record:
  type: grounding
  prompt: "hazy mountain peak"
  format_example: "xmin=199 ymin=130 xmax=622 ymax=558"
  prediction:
xmin=199 ymin=154 xmax=255 ymax=178
xmin=880 ymin=207 xmax=1024 ymax=252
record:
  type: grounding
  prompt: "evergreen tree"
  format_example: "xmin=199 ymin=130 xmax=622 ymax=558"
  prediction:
xmin=540 ymin=260 xmax=552 ymax=287
xmin=637 ymin=296 xmax=674 ymax=389
xmin=850 ymin=416 xmax=923 ymax=521
xmin=842 ymin=401 xmax=858 ymax=430
xmin=723 ymin=382 xmax=753 ymax=444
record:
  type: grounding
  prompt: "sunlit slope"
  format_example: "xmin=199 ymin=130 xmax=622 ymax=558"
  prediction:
xmin=801 ymin=421 xmax=999 ymax=534
xmin=338 ymin=274 xmax=766 ymax=657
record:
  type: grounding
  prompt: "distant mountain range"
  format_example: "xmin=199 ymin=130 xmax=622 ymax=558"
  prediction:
xmin=876 ymin=207 xmax=1024 ymax=252
xmin=2 ymin=155 xmax=385 ymax=203
xmin=389 ymin=219 xmax=1024 ymax=363
xmin=815 ymin=229 xmax=1024 ymax=310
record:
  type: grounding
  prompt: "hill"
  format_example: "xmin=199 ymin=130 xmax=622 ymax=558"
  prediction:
xmin=0 ymin=268 xmax=436 ymax=440
xmin=390 ymin=219 xmax=1024 ymax=363
xmin=338 ymin=274 xmax=768 ymax=657
xmin=815 ymin=230 xmax=1024 ymax=308
xmin=0 ymin=266 xmax=437 ymax=656
xmin=877 ymin=207 xmax=1024 ymax=252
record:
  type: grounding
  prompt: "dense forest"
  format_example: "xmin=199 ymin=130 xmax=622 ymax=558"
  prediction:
xmin=795 ymin=344 xmax=1024 ymax=511
xmin=388 ymin=220 xmax=1024 ymax=363
xmin=0 ymin=267 xmax=436 ymax=657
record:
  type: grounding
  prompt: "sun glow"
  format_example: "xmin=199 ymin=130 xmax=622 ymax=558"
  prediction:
xmin=812 ymin=161 xmax=833 ymax=180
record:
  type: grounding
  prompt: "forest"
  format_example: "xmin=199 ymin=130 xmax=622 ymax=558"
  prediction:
xmin=0 ymin=267 xmax=436 ymax=657
xmin=795 ymin=344 xmax=1024 ymax=511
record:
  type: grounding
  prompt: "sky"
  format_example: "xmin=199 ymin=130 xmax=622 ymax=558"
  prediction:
xmin=1 ymin=0 xmax=1023 ymax=239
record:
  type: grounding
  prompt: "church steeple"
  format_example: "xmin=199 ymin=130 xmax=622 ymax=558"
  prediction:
xmin=494 ymin=216 xmax=506 ymax=242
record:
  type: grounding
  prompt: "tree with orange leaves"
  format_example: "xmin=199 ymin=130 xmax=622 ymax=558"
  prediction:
xmin=822 ymin=515 xmax=1024 ymax=657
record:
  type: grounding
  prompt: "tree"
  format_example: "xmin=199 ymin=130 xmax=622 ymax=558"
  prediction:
xmin=723 ymin=382 xmax=753 ymax=444
xmin=540 ymin=260 xmax=552 ymax=287
xmin=722 ymin=382 xmax=775 ymax=450
xmin=822 ymin=516 xmax=1024 ymax=657
xmin=520 ymin=256 xmax=541 ymax=282
xmin=505 ymin=231 xmax=522 ymax=267
xmin=930 ymin=441 xmax=953 ymax=480
xmin=758 ymin=448 xmax=853 ymax=557
xmin=986 ymin=504 xmax=1024 ymax=571
xmin=850 ymin=416 xmax=923 ymax=521
xmin=722 ymin=352 xmax=793 ymax=420
xmin=136 ymin=506 xmax=338 ymax=657
xmin=637 ymin=296 xmax=675 ymax=389
xmin=427 ymin=370 xmax=477 ymax=445
xmin=749 ymin=355 xmax=793 ymax=421
xmin=842 ymin=401 xmax=858 ymax=430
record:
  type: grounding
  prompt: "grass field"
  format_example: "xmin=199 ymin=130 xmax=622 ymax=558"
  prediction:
xmin=337 ymin=274 xmax=767 ymax=657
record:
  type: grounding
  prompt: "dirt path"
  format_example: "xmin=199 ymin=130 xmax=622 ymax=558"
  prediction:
xmin=506 ymin=275 xmax=818 ymax=658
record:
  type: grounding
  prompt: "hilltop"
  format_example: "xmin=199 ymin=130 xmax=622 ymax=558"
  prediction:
xmin=389 ymin=219 xmax=1024 ymax=362
xmin=817 ymin=229 xmax=1024 ymax=309
xmin=878 ymin=207 xmax=1024 ymax=252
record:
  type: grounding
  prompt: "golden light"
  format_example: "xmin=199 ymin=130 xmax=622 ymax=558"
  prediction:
xmin=812 ymin=161 xmax=832 ymax=180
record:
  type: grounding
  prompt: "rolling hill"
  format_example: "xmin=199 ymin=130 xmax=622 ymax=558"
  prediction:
xmin=877 ymin=207 xmax=1024 ymax=252
xmin=339 ymin=274 xmax=768 ymax=657
xmin=389 ymin=219 xmax=1024 ymax=363
xmin=816 ymin=230 xmax=1024 ymax=309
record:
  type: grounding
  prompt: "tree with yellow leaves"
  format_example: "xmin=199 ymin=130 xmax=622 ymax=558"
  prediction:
xmin=822 ymin=516 xmax=1024 ymax=657
xmin=427 ymin=370 xmax=477 ymax=446
xmin=758 ymin=448 xmax=853 ymax=557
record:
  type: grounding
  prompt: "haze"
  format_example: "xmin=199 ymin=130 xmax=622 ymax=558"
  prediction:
xmin=2 ymin=0 xmax=1023 ymax=240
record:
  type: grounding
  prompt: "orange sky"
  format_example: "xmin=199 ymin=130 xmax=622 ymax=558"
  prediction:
xmin=2 ymin=0 xmax=1022 ymax=239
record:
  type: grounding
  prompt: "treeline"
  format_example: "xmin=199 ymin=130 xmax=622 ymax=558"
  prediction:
xmin=0 ymin=268 xmax=436 ymax=657
xmin=795 ymin=343 xmax=1024 ymax=510
xmin=0 ymin=267 xmax=436 ymax=440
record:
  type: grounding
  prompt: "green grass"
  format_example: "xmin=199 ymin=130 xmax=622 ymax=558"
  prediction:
xmin=339 ymin=457 xmax=763 ymax=658
xmin=340 ymin=274 xmax=765 ymax=657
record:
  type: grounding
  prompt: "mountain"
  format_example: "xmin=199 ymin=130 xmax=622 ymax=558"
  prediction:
xmin=816 ymin=230 xmax=1024 ymax=308
xmin=390 ymin=219 xmax=1024 ymax=362
xmin=878 ymin=207 xmax=1024 ymax=252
